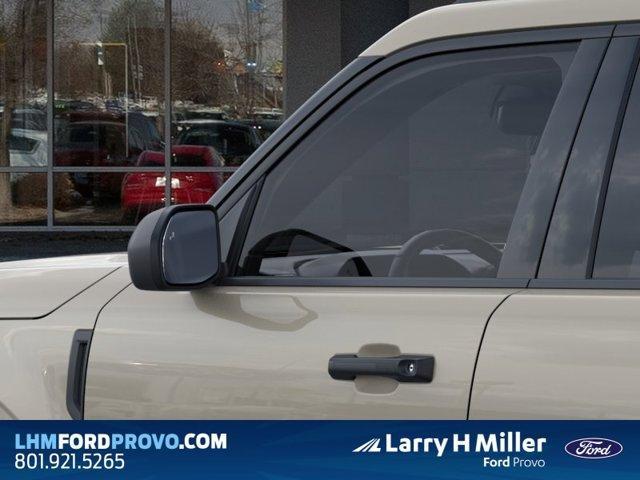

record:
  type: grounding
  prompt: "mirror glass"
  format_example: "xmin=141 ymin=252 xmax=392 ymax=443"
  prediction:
xmin=162 ymin=209 xmax=220 ymax=285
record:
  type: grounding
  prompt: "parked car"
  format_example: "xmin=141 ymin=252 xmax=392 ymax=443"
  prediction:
xmin=175 ymin=119 xmax=262 ymax=166
xmin=251 ymin=108 xmax=283 ymax=122
xmin=0 ymin=107 xmax=47 ymax=169
xmin=121 ymin=145 xmax=225 ymax=223
xmin=54 ymin=111 xmax=162 ymax=166
xmin=239 ymin=118 xmax=282 ymax=141
xmin=54 ymin=111 xmax=163 ymax=203
xmin=8 ymin=108 xmax=47 ymax=131
xmin=178 ymin=108 xmax=226 ymax=121
xmin=7 ymin=128 xmax=48 ymax=169
xmin=2 ymin=0 xmax=640 ymax=420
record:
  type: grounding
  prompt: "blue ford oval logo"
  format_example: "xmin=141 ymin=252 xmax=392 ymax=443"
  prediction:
xmin=565 ymin=438 xmax=623 ymax=459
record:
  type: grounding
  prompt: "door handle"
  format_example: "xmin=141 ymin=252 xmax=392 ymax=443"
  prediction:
xmin=328 ymin=354 xmax=434 ymax=383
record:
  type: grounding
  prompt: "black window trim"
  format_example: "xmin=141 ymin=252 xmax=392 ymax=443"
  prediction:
xmin=614 ymin=22 xmax=640 ymax=38
xmin=534 ymin=35 xmax=640 ymax=290
xmin=225 ymin=177 xmax=265 ymax=276
xmin=217 ymin=24 xmax=620 ymax=289
xmin=587 ymin=41 xmax=640 ymax=278
xmin=223 ymin=277 xmax=531 ymax=289
xmin=498 ymin=38 xmax=610 ymax=278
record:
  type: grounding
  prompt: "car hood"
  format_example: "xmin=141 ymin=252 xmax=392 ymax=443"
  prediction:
xmin=0 ymin=253 xmax=128 ymax=319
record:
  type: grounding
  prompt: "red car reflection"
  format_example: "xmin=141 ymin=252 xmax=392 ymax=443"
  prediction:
xmin=121 ymin=145 xmax=224 ymax=223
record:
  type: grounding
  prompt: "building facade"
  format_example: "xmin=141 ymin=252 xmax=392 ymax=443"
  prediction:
xmin=0 ymin=0 xmax=453 ymax=233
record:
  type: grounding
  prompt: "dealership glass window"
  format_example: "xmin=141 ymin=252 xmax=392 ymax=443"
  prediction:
xmin=593 ymin=66 xmax=640 ymax=278
xmin=239 ymin=43 xmax=578 ymax=278
xmin=53 ymin=172 xmax=128 ymax=225
xmin=0 ymin=0 xmax=47 ymax=163
xmin=0 ymin=172 xmax=47 ymax=225
xmin=53 ymin=0 xmax=165 ymax=225
xmin=0 ymin=0 xmax=47 ymax=225
xmin=171 ymin=0 xmax=282 ymax=170
xmin=0 ymin=0 xmax=283 ymax=230
xmin=170 ymin=169 xmax=225 ymax=207
xmin=54 ymin=0 xmax=165 ymax=165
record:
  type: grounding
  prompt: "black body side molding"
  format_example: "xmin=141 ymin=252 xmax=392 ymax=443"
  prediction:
xmin=66 ymin=329 xmax=93 ymax=420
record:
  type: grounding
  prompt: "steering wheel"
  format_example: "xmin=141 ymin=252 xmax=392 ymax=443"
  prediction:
xmin=388 ymin=229 xmax=502 ymax=277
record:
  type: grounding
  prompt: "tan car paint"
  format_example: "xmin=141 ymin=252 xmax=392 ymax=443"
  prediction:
xmin=0 ymin=265 xmax=131 ymax=419
xmin=362 ymin=0 xmax=640 ymax=57
xmin=85 ymin=285 xmax=517 ymax=419
xmin=0 ymin=254 xmax=125 ymax=319
xmin=4 ymin=1 xmax=640 ymax=422
xmin=470 ymin=290 xmax=640 ymax=419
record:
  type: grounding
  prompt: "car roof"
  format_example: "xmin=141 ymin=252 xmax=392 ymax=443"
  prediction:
xmin=178 ymin=119 xmax=251 ymax=128
xmin=136 ymin=145 xmax=218 ymax=166
xmin=361 ymin=0 xmax=640 ymax=57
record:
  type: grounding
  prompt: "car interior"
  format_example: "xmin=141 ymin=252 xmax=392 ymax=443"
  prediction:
xmin=239 ymin=47 xmax=571 ymax=278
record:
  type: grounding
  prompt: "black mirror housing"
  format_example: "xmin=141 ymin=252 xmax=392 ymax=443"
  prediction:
xmin=128 ymin=204 xmax=223 ymax=291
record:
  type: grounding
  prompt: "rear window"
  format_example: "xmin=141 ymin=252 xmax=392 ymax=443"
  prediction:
xmin=9 ymin=135 xmax=38 ymax=152
xmin=171 ymin=154 xmax=206 ymax=167
xmin=177 ymin=125 xmax=256 ymax=157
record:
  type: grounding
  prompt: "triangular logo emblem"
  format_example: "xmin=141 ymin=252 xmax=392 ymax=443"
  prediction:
xmin=353 ymin=438 xmax=382 ymax=453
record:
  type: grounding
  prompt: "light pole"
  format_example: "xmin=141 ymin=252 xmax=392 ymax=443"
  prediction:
xmin=80 ymin=42 xmax=129 ymax=155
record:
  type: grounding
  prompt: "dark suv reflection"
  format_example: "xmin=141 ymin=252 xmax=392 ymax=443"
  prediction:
xmin=175 ymin=120 xmax=262 ymax=167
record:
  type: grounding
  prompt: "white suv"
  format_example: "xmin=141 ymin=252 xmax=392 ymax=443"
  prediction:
xmin=1 ymin=0 xmax=640 ymax=419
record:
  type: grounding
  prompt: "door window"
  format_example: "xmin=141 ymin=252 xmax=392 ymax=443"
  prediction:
xmin=238 ymin=43 xmax=579 ymax=278
xmin=593 ymin=65 xmax=640 ymax=278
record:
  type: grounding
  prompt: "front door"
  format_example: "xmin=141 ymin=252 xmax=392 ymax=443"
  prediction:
xmin=85 ymin=36 xmax=602 ymax=419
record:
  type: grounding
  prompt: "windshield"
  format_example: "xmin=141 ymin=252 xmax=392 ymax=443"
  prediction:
xmin=176 ymin=124 xmax=257 ymax=165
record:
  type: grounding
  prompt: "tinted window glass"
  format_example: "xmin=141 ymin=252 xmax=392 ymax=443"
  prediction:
xmin=594 ymin=67 xmax=640 ymax=278
xmin=239 ymin=43 xmax=578 ymax=278
xmin=9 ymin=135 xmax=38 ymax=152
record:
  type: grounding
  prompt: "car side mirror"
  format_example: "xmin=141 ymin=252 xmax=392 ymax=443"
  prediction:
xmin=128 ymin=204 xmax=223 ymax=291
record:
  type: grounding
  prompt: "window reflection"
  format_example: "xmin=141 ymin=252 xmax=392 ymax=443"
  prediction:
xmin=171 ymin=0 xmax=283 ymax=168
xmin=174 ymin=120 xmax=261 ymax=167
xmin=170 ymin=169 xmax=225 ymax=207
xmin=0 ymin=173 xmax=47 ymax=226
xmin=0 ymin=0 xmax=48 ymax=154
xmin=120 ymin=146 xmax=225 ymax=223
xmin=239 ymin=44 xmax=578 ymax=278
xmin=2 ymin=0 xmax=283 ymax=228
xmin=54 ymin=172 xmax=131 ymax=225
xmin=54 ymin=0 xmax=165 ymax=166
xmin=54 ymin=111 xmax=162 ymax=166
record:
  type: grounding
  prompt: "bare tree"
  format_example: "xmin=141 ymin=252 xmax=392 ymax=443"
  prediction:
xmin=53 ymin=0 xmax=102 ymax=97
xmin=103 ymin=0 xmax=164 ymax=103
xmin=0 ymin=0 xmax=46 ymax=212
xmin=171 ymin=13 xmax=225 ymax=107
xmin=228 ymin=0 xmax=282 ymax=116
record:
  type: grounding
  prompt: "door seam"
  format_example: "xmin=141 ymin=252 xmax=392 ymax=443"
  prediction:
xmin=465 ymin=289 xmax=522 ymax=420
